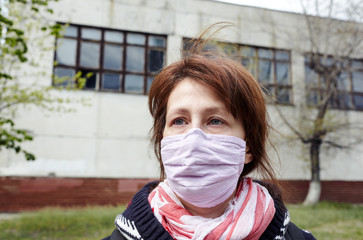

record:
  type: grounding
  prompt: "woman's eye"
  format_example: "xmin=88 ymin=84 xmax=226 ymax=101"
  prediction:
xmin=173 ymin=119 xmax=186 ymax=125
xmin=209 ymin=119 xmax=223 ymax=125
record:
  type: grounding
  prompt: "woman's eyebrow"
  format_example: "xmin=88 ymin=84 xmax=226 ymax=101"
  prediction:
xmin=203 ymin=106 xmax=228 ymax=114
xmin=166 ymin=108 xmax=189 ymax=117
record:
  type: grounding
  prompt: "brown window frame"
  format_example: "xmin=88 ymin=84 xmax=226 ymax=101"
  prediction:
xmin=305 ymin=56 xmax=363 ymax=110
xmin=53 ymin=23 xmax=167 ymax=95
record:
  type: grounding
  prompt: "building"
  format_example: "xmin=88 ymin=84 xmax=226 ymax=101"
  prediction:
xmin=1 ymin=0 xmax=363 ymax=211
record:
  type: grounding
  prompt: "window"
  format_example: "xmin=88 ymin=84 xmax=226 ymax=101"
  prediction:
xmin=54 ymin=24 xmax=166 ymax=94
xmin=183 ymin=40 xmax=292 ymax=104
xmin=305 ymin=57 xmax=363 ymax=110
xmin=240 ymin=47 xmax=291 ymax=104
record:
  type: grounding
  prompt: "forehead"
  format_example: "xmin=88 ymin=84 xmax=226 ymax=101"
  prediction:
xmin=165 ymin=78 xmax=231 ymax=114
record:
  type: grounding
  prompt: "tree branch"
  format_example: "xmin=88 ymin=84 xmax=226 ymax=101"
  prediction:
xmin=273 ymin=105 xmax=310 ymax=144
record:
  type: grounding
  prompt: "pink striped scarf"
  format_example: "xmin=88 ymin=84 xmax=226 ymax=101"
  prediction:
xmin=148 ymin=178 xmax=275 ymax=240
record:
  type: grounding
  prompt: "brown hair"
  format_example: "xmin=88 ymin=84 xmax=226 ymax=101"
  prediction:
xmin=148 ymin=26 xmax=277 ymax=184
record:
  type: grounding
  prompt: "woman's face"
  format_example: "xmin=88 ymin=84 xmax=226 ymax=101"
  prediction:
xmin=163 ymin=78 xmax=246 ymax=140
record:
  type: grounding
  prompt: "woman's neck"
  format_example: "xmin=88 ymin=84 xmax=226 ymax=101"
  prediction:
xmin=177 ymin=189 xmax=237 ymax=219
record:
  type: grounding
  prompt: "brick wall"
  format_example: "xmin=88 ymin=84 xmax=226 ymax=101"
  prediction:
xmin=1 ymin=177 xmax=363 ymax=212
xmin=0 ymin=177 xmax=155 ymax=212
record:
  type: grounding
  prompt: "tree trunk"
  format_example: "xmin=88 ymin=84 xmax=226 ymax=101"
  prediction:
xmin=303 ymin=139 xmax=322 ymax=205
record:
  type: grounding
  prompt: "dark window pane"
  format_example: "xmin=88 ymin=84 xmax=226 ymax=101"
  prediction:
xmin=352 ymin=60 xmax=363 ymax=69
xmin=277 ymin=88 xmax=290 ymax=103
xmin=83 ymin=72 xmax=97 ymax=89
xmin=148 ymin=50 xmax=164 ymax=73
xmin=305 ymin=65 xmax=319 ymax=86
xmin=149 ymin=36 xmax=165 ymax=47
xmin=258 ymin=60 xmax=274 ymax=84
xmin=337 ymin=72 xmax=350 ymax=91
xmin=337 ymin=93 xmax=352 ymax=109
xmin=104 ymin=44 xmax=123 ymax=70
xmin=321 ymin=57 xmax=334 ymax=67
xmin=242 ymin=58 xmax=256 ymax=76
xmin=105 ymin=31 xmax=123 ymax=43
xmin=54 ymin=67 xmax=75 ymax=87
xmin=126 ymin=46 xmax=145 ymax=72
xmin=258 ymin=49 xmax=273 ymax=59
xmin=80 ymin=42 xmax=100 ymax=68
xmin=240 ymin=46 xmax=255 ymax=57
xmin=147 ymin=76 xmax=154 ymax=93
xmin=125 ymin=74 xmax=144 ymax=93
xmin=81 ymin=28 xmax=101 ymax=40
xmin=263 ymin=86 xmax=275 ymax=99
xmin=275 ymin=50 xmax=289 ymax=60
xmin=102 ymin=73 xmax=120 ymax=90
xmin=56 ymin=38 xmax=77 ymax=65
xmin=354 ymin=94 xmax=363 ymax=109
xmin=127 ymin=33 xmax=146 ymax=45
xmin=352 ymin=71 xmax=363 ymax=92
xmin=64 ymin=26 xmax=77 ymax=37
xmin=307 ymin=90 xmax=319 ymax=105
xmin=276 ymin=62 xmax=289 ymax=84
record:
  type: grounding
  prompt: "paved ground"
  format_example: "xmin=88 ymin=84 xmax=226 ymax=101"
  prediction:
xmin=0 ymin=213 xmax=21 ymax=222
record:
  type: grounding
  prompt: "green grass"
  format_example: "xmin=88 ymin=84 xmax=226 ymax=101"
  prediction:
xmin=0 ymin=205 xmax=125 ymax=240
xmin=0 ymin=202 xmax=362 ymax=240
xmin=288 ymin=201 xmax=363 ymax=240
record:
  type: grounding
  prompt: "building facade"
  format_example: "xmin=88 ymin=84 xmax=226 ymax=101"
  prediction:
xmin=1 ymin=0 xmax=363 ymax=211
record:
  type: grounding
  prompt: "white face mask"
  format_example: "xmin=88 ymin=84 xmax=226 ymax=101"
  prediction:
xmin=161 ymin=128 xmax=246 ymax=208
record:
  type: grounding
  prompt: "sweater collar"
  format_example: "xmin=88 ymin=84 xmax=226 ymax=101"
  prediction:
xmin=115 ymin=181 xmax=289 ymax=240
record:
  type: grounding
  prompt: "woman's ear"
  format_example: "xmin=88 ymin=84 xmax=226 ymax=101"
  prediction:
xmin=245 ymin=144 xmax=253 ymax=164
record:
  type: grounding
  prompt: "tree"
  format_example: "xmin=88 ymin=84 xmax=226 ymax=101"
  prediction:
xmin=0 ymin=0 xmax=87 ymax=161
xmin=273 ymin=0 xmax=363 ymax=205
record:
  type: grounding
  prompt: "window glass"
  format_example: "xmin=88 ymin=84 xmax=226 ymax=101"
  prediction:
xmin=83 ymin=72 xmax=97 ymax=89
xmin=304 ymin=65 xmax=319 ymax=86
xmin=82 ymin=28 xmax=101 ymax=40
xmin=242 ymin=58 xmax=256 ymax=76
xmin=277 ymin=88 xmax=290 ymax=103
xmin=148 ymin=49 xmax=164 ymax=73
xmin=64 ymin=26 xmax=77 ymax=37
xmin=102 ymin=73 xmax=120 ymax=90
xmin=352 ymin=71 xmax=363 ymax=92
xmin=276 ymin=62 xmax=289 ymax=84
xmin=337 ymin=72 xmax=350 ymax=91
xmin=54 ymin=67 xmax=75 ymax=87
xmin=125 ymin=74 xmax=144 ymax=93
xmin=149 ymin=36 xmax=165 ymax=47
xmin=307 ymin=91 xmax=319 ymax=105
xmin=275 ymin=50 xmax=289 ymax=60
xmin=56 ymin=38 xmax=77 ymax=65
xmin=105 ymin=31 xmax=123 ymax=43
xmin=258 ymin=49 xmax=273 ymax=59
xmin=80 ymin=42 xmax=100 ymax=68
xmin=337 ymin=94 xmax=352 ymax=109
xmin=321 ymin=57 xmax=334 ymax=66
xmin=147 ymin=76 xmax=154 ymax=93
xmin=354 ymin=94 xmax=363 ymax=109
xmin=126 ymin=46 xmax=145 ymax=72
xmin=263 ymin=86 xmax=275 ymax=98
xmin=127 ymin=33 xmax=146 ymax=45
xmin=104 ymin=44 xmax=123 ymax=70
xmin=240 ymin=46 xmax=255 ymax=57
xmin=352 ymin=60 xmax=363 ymax=69
xmin=258 ymin=60 xmax=274 ymax=84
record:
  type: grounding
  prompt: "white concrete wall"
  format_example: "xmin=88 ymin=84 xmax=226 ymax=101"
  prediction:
xmin=1 ymin=0 xmax=363 ymax=180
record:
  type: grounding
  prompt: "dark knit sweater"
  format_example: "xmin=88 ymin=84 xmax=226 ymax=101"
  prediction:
xmin=102 ymin=181 xmax=316 ymax=240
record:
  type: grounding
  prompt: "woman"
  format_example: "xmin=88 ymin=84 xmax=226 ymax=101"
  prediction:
xmin=103 ymin=32 xmax=316 ymax=240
